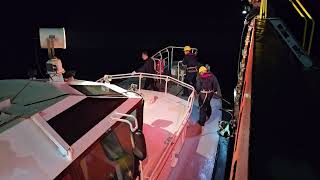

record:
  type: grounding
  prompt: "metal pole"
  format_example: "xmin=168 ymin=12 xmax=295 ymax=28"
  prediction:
xmin=177 ymin=61 xmax=180 ymax=81
xmin=308 ymin=19 xmax=315 ymax=55
xmin=171 ymin=48 xmax=173 ymax=72
xmin=265 ymin=0 xmax=267 ymax=18
xmin=165 ymin=77 xmax=168 ymax=95
xmin=259 ymin=0 xmax=264 ymax=19
xmin=290 ymin=0 xmax=307 ymax=49
xmin=295 ymin=0 xmax=315 ymax=55
xmin=138 ymin=74 xmax=142 ymax=91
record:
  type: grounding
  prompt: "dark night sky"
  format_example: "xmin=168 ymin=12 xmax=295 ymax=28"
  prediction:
xmin=1 ymin=1 xmax=242 ymax=102
xmin=1 ymin=1 xmax=319 ymax=99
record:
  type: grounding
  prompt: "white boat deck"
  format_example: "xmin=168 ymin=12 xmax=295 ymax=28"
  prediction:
xmin=141 ymin=90 xmax=188 ymax=134
xmin=140 ymin=89 xmax=221 ymax=180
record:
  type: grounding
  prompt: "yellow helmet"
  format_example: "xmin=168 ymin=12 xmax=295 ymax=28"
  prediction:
xmin=199 ymin=66 xmax=207 ymax=74
xmin=183 ymin=46 xmax=192 ymax=52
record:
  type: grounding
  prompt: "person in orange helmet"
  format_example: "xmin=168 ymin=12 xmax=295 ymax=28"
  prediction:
xmin=182 ymin=46 xmax=200 ymax=96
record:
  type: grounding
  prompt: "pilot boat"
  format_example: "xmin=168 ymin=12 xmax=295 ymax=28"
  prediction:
xmin=0 ymin=29 xmax=222 ymax=180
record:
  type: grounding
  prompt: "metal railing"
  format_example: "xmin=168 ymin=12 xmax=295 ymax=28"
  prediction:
xmin=151 ymin=48 xmax=170 ymax=72
xmin=97 ymin=72 xmax=195 ymax=178
xmin=151 ymin=46 xmax=198 ymax=72
xmin=289 ymin=0 xmax=315 ymax=55
xmin=269 ymin=19 xmax=313 ymax=68
xmin=177 ymin=61 xmax=186 ymax=82
xmin=264 ymin=0 xmax=316 ymax=57
xmin=259 ymin=0 xmax=268 ymax=19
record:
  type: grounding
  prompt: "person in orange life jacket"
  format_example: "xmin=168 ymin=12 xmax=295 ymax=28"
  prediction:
xmin=196 ymin=66 xmax=221 ymax=126
xmin=182 ymin=46 xmax=200 ymax=96
xmin=136 ymin=51 xmax=158 ymax=90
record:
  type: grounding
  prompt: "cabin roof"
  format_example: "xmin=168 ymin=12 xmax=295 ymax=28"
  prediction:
xmin=0 ymin=79 xmax=142 ymax=179
xmin=0 ymin=80 xmax=71 ymax=133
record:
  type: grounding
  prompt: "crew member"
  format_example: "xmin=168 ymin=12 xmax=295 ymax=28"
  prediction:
xmin=135 ymin=51 xmax=158 ymax=90
xmin=196 ymin=66 xmax=221 ymax=126
xmin=64 ymin=70 xmax=76 ymax=82
xmin=182 ymin=45 xmax=200 ymax=96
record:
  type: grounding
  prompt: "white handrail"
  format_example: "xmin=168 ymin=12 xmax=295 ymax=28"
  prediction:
xmin=111 ymin=112 xmax=138 ymax=132
xmin=97 ymin=72 xmax=195 ymax=179
xmin=97 ymin=72 xmax=194 ymax=93
xmin=151 ymin=46 xmax=198 ymax=72
xmin=97 ymin=72 xmax=195 ymax=137
xmin=151 ymin=46 xmax=198 ymax=60
xmin=31 ymin=114 xmax=73 ymax=160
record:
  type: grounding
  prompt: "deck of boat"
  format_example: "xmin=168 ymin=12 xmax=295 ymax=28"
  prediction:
xmin=140 ymin=89 xmax=221 ymax=180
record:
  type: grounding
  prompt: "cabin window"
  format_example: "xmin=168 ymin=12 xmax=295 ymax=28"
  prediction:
xmin=70 ymin=85 xmax=125 ymax=97
xmin=48 ymin=97 xmax=127 ymax=145
xmin=55 ymin=105 xmax=141 ymax=180
xmin=79 ymin=141 xmax=118 ymax=180
xmin=79 ymin=121 xmax=135 ymax=180
xmin=59 ymin=173 xmax=72 ymax=180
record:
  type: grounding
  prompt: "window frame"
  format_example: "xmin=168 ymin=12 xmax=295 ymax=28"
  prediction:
xmin=70 ymin=84 xmax=126 ymax=97
xmin=55 ymin=99 xmax=144 ymax=180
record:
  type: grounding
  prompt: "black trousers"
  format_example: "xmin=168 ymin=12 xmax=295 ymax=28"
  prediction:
xmin=144 ymin=78 xmax=158 ymax=90
xmin=198 ymin=92 xmax=213 ymax=126
xmin=183 ymin=72 xmax=197 ymax=95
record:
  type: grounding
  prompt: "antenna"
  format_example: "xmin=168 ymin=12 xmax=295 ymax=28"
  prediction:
xmin=39 ymin=28 xmax=66 ymax=59
xmin=39 ymin=28 xmax=66 ymax=82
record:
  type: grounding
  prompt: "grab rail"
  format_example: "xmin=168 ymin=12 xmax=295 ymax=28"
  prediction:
xmin=111 ymin=112 xmax=138 ymax=132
